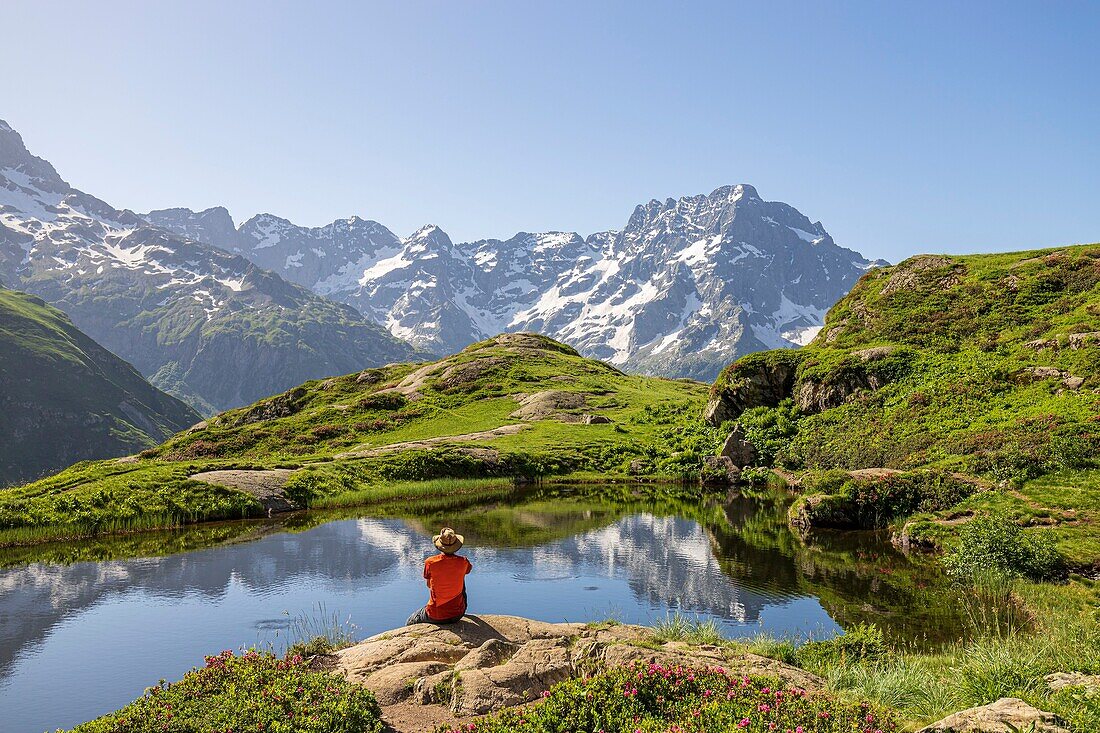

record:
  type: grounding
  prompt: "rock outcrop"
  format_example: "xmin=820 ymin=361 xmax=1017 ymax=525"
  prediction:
xmin=189 ymin=469 xmax=297 ymax=513
xmin=705 ymin=352 xmax=803 ymax=426
xmin=1045 ymin=671 xmax=1100 ymax=691
xmin=794 ymin=346 xmax=899 ymax=414
xmin=334 ymin=615 xmax=819 ymax=729
xmin=915 ymin=697 xmax=1070 ymax=733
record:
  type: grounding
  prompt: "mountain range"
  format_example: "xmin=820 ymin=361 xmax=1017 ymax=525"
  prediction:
xmin=148 ymin=186 xmax=884 ymax=379
xmin=2 ymin=115 xmax=883 ymax=421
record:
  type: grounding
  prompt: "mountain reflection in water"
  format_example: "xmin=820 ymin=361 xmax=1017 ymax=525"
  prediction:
xmin=0 ymin=488 xmax=969 ymax=733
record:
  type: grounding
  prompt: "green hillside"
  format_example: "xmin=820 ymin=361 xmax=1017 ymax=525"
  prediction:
xmin=0 ymin=288 xmax=202 ymax=486
xmin=0 ymin=332 xmax=717 ymax=544
xmin=709 ymin=244 xmax=1100 ymax=566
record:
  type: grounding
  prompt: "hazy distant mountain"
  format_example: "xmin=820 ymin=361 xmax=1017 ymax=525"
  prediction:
xmin=0 ymin=120 xmax=419 ymax=413
xmin=151 ymin=186 xmax=884 ymax=379
xmin=0 ymin=286 xmax=200 ymax=485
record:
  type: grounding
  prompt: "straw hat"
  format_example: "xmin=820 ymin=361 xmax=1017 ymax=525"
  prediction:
xmin=433 ymin=527 xmax=464 ymax=554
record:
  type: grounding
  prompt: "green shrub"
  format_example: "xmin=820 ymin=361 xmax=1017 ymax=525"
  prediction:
xmin=737 ymin=399 xmax=799 ymax=466
xmin=437 ymin=664 xmax=897 ymax=733
xmin=740 ymin=466 xmax=773 ymax=486
xmin=943 ymin=511 xmax=1066 ymax=581
xmin=68 ymin=650 xmax=383 ymax=733
xmin=797 ymin=623 xmax=888 ymax=670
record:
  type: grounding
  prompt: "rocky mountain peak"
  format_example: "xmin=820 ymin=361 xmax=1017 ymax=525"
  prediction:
xmin=0 ymin=120 xmax=69 ymax=195
xmin=144 ymin=206 xmax=239 ymax=249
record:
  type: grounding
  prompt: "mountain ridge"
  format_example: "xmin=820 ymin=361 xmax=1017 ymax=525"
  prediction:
xmin=0 ymin=119 xmax=421 ymax=413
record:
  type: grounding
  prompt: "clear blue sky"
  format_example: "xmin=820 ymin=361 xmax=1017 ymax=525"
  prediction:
xmin=2 ymin=1 xmax=1098 ymax=261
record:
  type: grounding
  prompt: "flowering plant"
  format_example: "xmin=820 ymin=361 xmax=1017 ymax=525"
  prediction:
xmin=439 ymin=664 xmax=896 ymax=733
xmin=68 ymin=649 xmax=384 ymax=733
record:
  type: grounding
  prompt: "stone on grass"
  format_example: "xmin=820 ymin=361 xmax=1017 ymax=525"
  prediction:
xmin=916 ymin=697 xmax=1070 ymax=733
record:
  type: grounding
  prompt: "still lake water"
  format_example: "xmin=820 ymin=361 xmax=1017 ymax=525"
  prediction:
xmin=0 ymin=488 xmax=968 ymax=732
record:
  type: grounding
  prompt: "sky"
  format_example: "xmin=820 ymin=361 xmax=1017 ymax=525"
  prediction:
xmin=1 ymin=1 xmax=1098 ymax=262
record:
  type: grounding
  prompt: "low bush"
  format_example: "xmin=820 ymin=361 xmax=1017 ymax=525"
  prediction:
xmin=439 ymin=664 xmax=897 ymax=733
xmin=797 ymin=470 xmax=977 ymax=529
xmin=69 ymin=650 xmax=384 ymax=733
xmin=943 ymin=511 xmax=1065 ymax=581
xmin=356 ymin=393 xmax=408 ymax=411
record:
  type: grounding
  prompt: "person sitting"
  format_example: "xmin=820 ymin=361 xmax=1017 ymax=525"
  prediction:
xmin=405 ymin=527 xmax=471 ymax=626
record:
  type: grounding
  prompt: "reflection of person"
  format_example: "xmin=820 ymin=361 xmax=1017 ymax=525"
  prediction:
xmin=405 ymin=527 xmax=472 ymax=626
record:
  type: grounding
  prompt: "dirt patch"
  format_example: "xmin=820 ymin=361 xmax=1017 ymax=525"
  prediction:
xmin=189 ymin=469 xmax=297 ymax=513
xmin=846 ymin=467 xmax=905 ymax=480
xmin=333 ymin=426 xmax=525 ymax=460
xmin=378 ymin=362 xmax=447 ymax=401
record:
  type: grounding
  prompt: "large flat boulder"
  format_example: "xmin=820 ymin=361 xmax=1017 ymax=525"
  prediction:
xmin=334 ymin=615 xmax=820 ymax=725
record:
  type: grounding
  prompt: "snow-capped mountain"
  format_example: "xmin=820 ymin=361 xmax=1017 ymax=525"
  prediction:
xmin=152 ymin=185 xmax=884 ymax=379
xmin=0 ymin=120 xmax=417 ymax=413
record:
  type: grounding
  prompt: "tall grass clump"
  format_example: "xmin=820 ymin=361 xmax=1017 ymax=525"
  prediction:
xmin=303 ymin=477 xmax=516 ymax=510
xmin=651 ymin=612 xmax=725 ymax=645
xmin=278 ymin=602 xmax=357 ymax=658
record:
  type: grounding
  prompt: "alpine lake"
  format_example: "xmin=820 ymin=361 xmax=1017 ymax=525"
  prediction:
xmin=1 ymin=482 xmax=996 ymax=732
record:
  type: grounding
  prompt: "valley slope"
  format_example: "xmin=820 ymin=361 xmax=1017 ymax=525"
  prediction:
xmin=0 ymin=287 xmax=200 ymax=486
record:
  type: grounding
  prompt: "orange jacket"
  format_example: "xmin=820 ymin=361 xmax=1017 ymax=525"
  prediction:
xmin=423 ymin=553 xmax=471 ymax=620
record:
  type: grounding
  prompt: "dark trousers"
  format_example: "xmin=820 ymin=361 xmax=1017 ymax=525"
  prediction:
xmin=406 ymin=589 xmax=467 ymax=626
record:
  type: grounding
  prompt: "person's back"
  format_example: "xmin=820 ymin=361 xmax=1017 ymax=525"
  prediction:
xmin=406 ymin=527 xmax=471 ymax=626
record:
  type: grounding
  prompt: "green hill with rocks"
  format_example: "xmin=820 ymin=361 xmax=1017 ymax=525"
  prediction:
xmin=707 ymin=244 xmax=1100 ymax=568
xmin=0 ymin=332 xmax=718 ymax=544
xmin=0 ymin=287 xmax=201 ymax=487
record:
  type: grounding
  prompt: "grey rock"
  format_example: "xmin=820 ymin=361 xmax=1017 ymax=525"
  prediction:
xmin=916 ymin=697 xmax=1070 ymax=732
xmin=1069 ymin=331 xmax=1100 ymax=350
xmin=335 ymin=615 xmax=818 ymax=718
xmin=704 ymin=355 xmax=801 ymax=426
xmin=720 ymin=425 xmax=757 ymax=466
xmin=701 ymin=455 xmax=740 ymax=485
xmin=1045 ymin=671 xmax=1100 ymax=691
